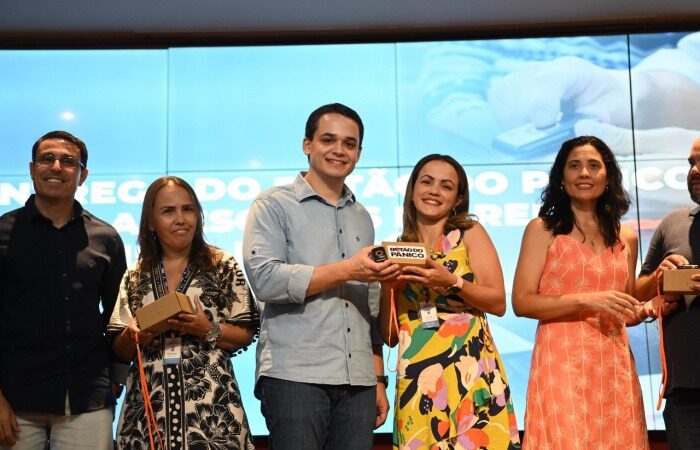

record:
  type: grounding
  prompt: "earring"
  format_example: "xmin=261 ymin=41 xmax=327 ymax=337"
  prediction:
xmin=150 ymin=230 xmax=158 ymax=241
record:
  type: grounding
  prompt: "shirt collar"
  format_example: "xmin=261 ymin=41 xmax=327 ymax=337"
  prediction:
xmin=690 ymin=205 xmax=700 ymax=217
xmin=292 ymin=172 xmax=356 ymax=206
xmin=24 ymin=194 xmax=88 ymax=223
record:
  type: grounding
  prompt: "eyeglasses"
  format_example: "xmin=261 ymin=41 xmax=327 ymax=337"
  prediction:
xmin=34 ymin=153 xmax=85 ymax=169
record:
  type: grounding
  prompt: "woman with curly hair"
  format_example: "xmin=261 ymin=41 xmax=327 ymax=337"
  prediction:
xmin=380 ymin=154 xmax=520 ymax=450
xmin=512 ymin=136 xmax=650 ymax=449
xmin=108 ymin=176 xmax=259 ymax=450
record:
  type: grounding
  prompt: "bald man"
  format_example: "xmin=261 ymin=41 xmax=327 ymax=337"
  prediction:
xmin=637 ymin=137 xmax=700 ymax=449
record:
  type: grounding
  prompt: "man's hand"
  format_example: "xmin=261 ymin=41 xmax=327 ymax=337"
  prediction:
xmin=374 ymin=382 xmax=389 ymax=429
xmin=640 ymin=295 xmax=680 ymax=320
xmin=347 ymin=246 xmax=400 ymax=284
xmin=656 ymin=254 xmax=691 ymax=297
xmin=0 ymin=391 xmax=19 ymax=447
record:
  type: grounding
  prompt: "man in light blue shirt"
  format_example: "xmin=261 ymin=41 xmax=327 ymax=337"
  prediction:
xmin=243 ymin=103 xmax=399 ymax=450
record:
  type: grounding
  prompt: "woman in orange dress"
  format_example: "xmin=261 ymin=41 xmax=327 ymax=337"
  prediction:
xmin=512 ymin=136 xmax=655 ymax=449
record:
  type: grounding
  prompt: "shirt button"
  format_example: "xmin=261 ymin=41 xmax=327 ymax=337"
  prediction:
xmin=342 ymin=253 xmax=345 ymax=257
xmin=339 ymin=229 xmax=343 ymax=234
xmin=347 ymin=328 xmax=350 ymax=332
xmin=348 ymin=353 xmax=352 ymax=358
xmin=64 ymin=296 xmax=69 ymax=301
xmin=345 ymin=303 xmax=349 ymax=308
xmin=62 ymin=273 xmax=67 ymax=277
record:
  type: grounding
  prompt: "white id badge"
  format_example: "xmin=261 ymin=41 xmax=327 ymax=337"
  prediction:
xmin=164 ymin=336 xmax=182 ymax=365
xmin=419 ymin=302 xmax=439 ymax=329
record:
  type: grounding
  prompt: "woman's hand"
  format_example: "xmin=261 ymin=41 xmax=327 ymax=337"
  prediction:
xmin=125 ymin=318 xmax=156 ymax=347
xmin=167 ymin=296 xmax=212 ymax=339
xmin=397 ymin=258 xmax=459 ymax=292
xmin=582 ymin=290 xmax=639 ymax=322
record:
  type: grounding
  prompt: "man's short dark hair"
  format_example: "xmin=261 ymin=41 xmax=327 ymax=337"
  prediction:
xmin=305 ymin=103 xmax=364 ymax=147
xmin=32 ymin=131 xmax=88 ymax=167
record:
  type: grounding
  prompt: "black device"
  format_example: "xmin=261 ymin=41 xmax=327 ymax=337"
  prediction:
xmin=370 ymin=246 xmax=388 ymax=263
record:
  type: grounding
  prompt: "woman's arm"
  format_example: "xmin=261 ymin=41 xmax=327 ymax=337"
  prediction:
xmin=216 ymin=323 xmax=256 ymax=352
xmin=459 ymin=222 xmax=507 ymax=316
xmin=512 ymin=218 xmax=638 ymax=322
xmin=397 ymin=223 xmax=506 ymax=316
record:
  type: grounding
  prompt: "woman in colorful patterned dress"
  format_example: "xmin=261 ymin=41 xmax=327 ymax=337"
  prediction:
xmin=512 ymin=136 xmax=653 ymax=449
xmin=108 ymin=176 xmax=259 ymax=450
xmin=380 ymin=154 xmax=521 ymax=450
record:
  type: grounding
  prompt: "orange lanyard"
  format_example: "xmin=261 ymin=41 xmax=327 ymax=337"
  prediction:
xmin=134 ymin=334 xmax=165 ymax=450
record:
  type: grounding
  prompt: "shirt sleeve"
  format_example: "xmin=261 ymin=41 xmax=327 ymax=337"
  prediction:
xmin=367 ymin=281 xmax=383 ymax=347
xmin=219 ymin=253 xmax=260 ymax=327
xmin=106 ymin=269 xmax=134 ymax=385
xmin=107 ymin=270 xmax=135 ymax=333
xmin=242 ymin=196 xmax=314 ymax=305
xmin=640 ymin=222 xmax=666 ymax=276
xmin=100 ymin=231 xmax=127 ymax=329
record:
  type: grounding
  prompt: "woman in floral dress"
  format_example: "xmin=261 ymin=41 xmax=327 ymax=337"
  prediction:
xmin=108 ymin=176 xmax=259 ymax=450
xmin=380 ymin=154 xmax=520 ymax=450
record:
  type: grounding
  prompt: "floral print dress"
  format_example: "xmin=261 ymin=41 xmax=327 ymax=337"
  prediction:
xmin=108 ymin=252 xmax=259 ymax=450
xmin=393 ymin=229 xmax=521 ymax=450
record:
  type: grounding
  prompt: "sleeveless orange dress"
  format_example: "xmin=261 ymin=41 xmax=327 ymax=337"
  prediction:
xmin=522 ymin=235 xmax=648 ymax=450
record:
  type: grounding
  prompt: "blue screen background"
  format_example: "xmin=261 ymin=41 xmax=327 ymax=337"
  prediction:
xmin=2 ymin=31 xmax=698 ymax=434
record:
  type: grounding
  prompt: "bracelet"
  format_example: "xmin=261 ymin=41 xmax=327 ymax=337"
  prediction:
xmin=205 ymin=321 xmax=222 ymax=346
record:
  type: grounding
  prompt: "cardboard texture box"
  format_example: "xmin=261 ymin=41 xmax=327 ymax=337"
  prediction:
xmin=663 ymin=268 xmax=700 ymax=294
xmin=135 ymin=291 xmax=195 ymax=334
xmin=381 ymin=242 xmax=428 ymax=266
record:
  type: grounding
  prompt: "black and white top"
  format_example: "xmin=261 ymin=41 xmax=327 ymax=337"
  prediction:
xmin=108 ymin=251 xmax=258 ymax=450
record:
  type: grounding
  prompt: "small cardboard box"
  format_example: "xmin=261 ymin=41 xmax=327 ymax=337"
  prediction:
xmin=381 ymin=242 xmax=428 ymax=266
xmin=663 ymin=268 xmax=700 ymax=294
xmin=135 ymin=291 xmax=195 ymax=334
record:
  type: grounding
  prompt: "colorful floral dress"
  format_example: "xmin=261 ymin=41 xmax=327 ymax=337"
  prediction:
xmin=522 ymin=235 xmax=648 ymax=450
xmin=108 ymin=252 xmax=259 ymax=450
xmin=393 ymin=229 xmax=521 ymax=450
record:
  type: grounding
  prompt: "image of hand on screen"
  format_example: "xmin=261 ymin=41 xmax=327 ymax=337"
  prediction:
xmin=511 ymin=136 xmax=650 ymax=449
xmin=242 ymin=103 xmax=400 ymax=450
xmin=378 ymin=154 xmax=521 ymax=449
xmin=108 ymin=176 xmax=259 ymax=450
xmin=488 ymin=33 xmax=700 ymax=157
xmin=636 ymin=137 xmax=700 ymax=449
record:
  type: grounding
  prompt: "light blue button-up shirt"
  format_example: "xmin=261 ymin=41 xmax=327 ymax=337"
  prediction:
xmin=243 ymin=173 xmax=381 ymax=386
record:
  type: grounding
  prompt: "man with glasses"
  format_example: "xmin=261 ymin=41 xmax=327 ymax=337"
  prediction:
xmin=0 ymin=131 xmax=126 ymax=449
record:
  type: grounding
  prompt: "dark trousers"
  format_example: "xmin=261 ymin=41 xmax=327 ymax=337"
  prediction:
xmin=256 ymin=376 xmax=376 ymax=450
xmin=664 ymin=388 xmax=700 ymax=450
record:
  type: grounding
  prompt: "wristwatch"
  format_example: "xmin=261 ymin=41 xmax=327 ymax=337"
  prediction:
xmin=448 ymin=274 xmax=464 ymax=294
xmin=205 ymin=321 xmax=222 ymax=346
xmin=376 ymin=375 xmax=389 ymax=386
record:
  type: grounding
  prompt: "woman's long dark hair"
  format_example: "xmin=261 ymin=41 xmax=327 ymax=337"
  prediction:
xmin=138 ymin=176 xmax=215 ymax=270
xmin=539 ymin=136 xmax=630 ymax=247
xmin=400 ymin=154 xmax=476 ymax=242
